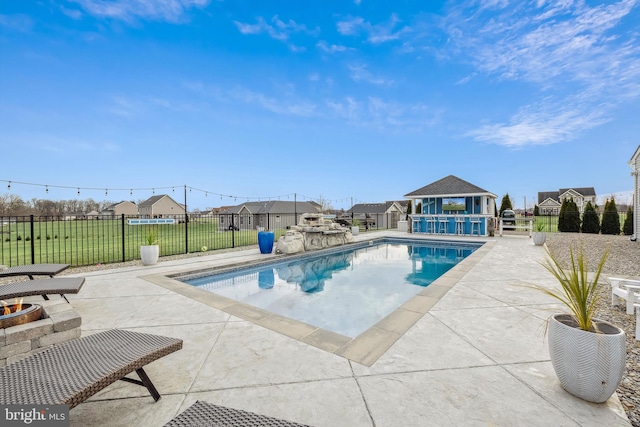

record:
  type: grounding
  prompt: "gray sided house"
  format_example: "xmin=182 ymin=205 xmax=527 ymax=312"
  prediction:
xmin=346 ymin=201 xmax=405 ymax=229
xmin=630 ymin=145 xmax=640 ymax=241
xmin=100 ymin=201 xmax=138 ymax=217
xmin=138 ymin=195 xmax=185 ymax=219
xmin=217 ymin=200 xmax=322 ymax=231
xmin=537 ymin=187 xmax=597 ymax=215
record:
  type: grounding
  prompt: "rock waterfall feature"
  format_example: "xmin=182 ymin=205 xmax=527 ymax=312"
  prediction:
xmin=275 ymin=213 xmax=354 ymax=255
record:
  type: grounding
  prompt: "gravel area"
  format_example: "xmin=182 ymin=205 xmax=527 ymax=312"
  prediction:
xmin=2 ymin=234 xmax=639 ymax=424
xmin=545 ymin=233 xmax=640 ymax=426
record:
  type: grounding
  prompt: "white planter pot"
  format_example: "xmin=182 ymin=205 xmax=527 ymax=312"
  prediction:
xmin=140 ymin=245 xmax=159 ymax=266
xmin=548 ymin=314 xmax=626 ymax=403
xmin=532 ymin=232 xmax=546 ymax=246
xmin=351 ymin=226 xmax=359 ymax=236
xmin=397 ymin=220 xmax=408 ymax=232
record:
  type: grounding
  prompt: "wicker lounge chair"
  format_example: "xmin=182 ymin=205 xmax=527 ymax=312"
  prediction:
xmin=0 ymin=263 xmax=70 ymax=280
xmin=0 ymin=329 xmax=183 ymax=409
xmin=165 ymin=400 xmax=310 ymax=427
xmin=0 ymin=277 xmax=85 ymax=303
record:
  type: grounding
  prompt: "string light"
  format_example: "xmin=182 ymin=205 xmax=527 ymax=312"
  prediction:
xmin=0 ymin=179 xmax=356 ymax=208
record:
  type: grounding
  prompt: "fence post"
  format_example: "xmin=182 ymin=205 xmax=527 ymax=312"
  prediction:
xmin=232 ymin=213 xmax=236 ymax=248
xmin=30 ymin=215 xmax=35 ymax=264
xmin=121 ymin=214 xmax=126 ymax=263
xmin=185 ymin=214 xmax=189 ymax=254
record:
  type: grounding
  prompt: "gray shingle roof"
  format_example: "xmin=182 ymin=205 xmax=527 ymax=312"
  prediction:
xmin=404 ymin=175 xmax=491 ymax=197
xmin=139 ymin=195 xmax=166 ymax=207
xmin=559 ymin=187 xmax=596 ymax=197
xmin=538 ymin=191 xmax=560 ymax=204
xmin=349 ymin=203 xmax=388 ymax=214
xmin=219 ymin=201 xmax=320 ymax=215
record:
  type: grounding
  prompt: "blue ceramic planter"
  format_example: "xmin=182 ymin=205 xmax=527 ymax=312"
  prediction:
xmin=258 ymin=231 xmax=275 ymax=254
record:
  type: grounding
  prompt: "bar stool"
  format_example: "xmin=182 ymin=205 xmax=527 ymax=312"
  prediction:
xmin=438 ymin=216 xmax=448 ymax=234
xmin=470 ymin=216 xmax=481 ymax=236
xmin=425 ymin=216 xmax=437 ymax=234
xmin=455 ymin=216 xmax=465 ymax=235
xmin=411 ymin=216 xmax=421 ymax=233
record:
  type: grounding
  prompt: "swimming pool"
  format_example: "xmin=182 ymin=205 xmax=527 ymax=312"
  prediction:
xmin=180 ymin=238 xmax=482 ymax=338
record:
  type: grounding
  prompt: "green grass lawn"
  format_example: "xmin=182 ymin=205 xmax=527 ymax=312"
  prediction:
xmin=0 ymin=218 xmax=287 ymax=267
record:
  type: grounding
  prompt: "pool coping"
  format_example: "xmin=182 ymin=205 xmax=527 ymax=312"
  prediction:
xmin=142 ymin=238 xmax=496 ymax=366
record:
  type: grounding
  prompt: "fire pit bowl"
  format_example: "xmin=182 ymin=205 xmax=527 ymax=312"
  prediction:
xmin=0 ymin=303 xmax=42 ymax=329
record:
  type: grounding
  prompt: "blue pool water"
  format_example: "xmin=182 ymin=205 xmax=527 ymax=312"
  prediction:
xmin=181 ymin=239 xmax=480 ymax=338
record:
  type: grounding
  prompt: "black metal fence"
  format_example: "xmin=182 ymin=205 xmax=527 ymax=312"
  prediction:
xmin=495 ymin=211 xmax=630 ymax=234
xmin=0 ymin=213 xmax=396 ymax=267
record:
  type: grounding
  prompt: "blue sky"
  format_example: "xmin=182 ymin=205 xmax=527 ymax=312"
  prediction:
xmin=1 ymin=0 xmax=639 ymax=211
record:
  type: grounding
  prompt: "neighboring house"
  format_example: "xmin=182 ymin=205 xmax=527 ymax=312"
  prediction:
xmin=217 ymin=201 xmax=321 ymax=231
xmin=86 ymin=210 xmax=101 ymax=220
xmin=100 ymin=201 xmax=138 ymax=217
xmin=62 ymin=211 xmax=86 ymax=221
xmin=404 ymin=175 xmax=497 ymax=236
xmin=138 ymin=195 xmax=185 ymax=219
xmin=630 ymin=145 xmax=640 ymax=241
xmin=537 ymin=187 xmax=597 ymax=215
xmin=345 ymin=201 xmax=405 ymax=229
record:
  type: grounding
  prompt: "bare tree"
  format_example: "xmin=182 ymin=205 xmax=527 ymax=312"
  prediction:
xmin=316 ymin=195 xmax=334 ymax=213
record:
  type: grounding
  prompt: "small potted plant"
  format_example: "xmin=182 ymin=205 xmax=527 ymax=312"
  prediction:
xmin=351 ymin=218 xmax=360 ymax=236
xmin=532 ymin=220 xmax=546 ymax=246
xmin=534 ymin=243 xmax=626 ymax=403
xmin=140 ymin=228 xmax=159 ymax=265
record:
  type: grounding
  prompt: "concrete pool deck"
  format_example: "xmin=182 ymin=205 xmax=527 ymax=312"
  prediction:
xmin=50 ymin=230 xmax=630 ymax=426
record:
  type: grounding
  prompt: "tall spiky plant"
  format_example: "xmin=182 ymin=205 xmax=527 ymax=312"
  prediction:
xmin=538 ymin=243 xmax=609 ymax=332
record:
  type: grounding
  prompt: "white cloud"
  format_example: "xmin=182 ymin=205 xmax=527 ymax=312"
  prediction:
xmin=71 ymin=0 xmax=209 ymax=23
xmin=316 ymin=40 xmax=350 ymax=53
xmin=0 ymin=14 xmax=33 ymax=32
xmin=231 ymin=88 xmax=317 ymax=117
xmin=445 ymin=0 xmax=640 ymax=147
xmin=336 ymin=17 xmax=365 ymax=35
xmin=348 ymin=64 xmax=393 ymax=85
xmin=60 ymin=6 xmax=83 ymax=20
xmin=234 ymin=15 xmax=318 ymax=44
xmin=326 ymin=96 xmax=437 ymax=131
xmin=336 ymin=14 xmax=411 ymax=43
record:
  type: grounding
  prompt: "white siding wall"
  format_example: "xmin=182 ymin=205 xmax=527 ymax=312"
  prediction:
xmin=635 ymin=155 xmax=640 ymax=240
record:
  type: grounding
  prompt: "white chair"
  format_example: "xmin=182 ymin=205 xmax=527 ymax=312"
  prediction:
xmin=636 ymin=303 xmax=640 ymax=343
xmin=609 ymin=277 xmax=640 ymax=315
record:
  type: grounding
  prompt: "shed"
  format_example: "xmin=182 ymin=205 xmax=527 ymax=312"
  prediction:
xmin=217 ymin=201 xmax=321 ymax=230
xmin=345 ymin=201 xmax=405 ymax=229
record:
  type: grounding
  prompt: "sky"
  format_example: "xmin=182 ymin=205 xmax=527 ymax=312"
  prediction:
xmin=1 ymin=0 xmax=639 ymax=212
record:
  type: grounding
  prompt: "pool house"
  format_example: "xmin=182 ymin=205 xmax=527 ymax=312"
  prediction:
xmin=404 ymin=175 xmax=497 ymax=237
